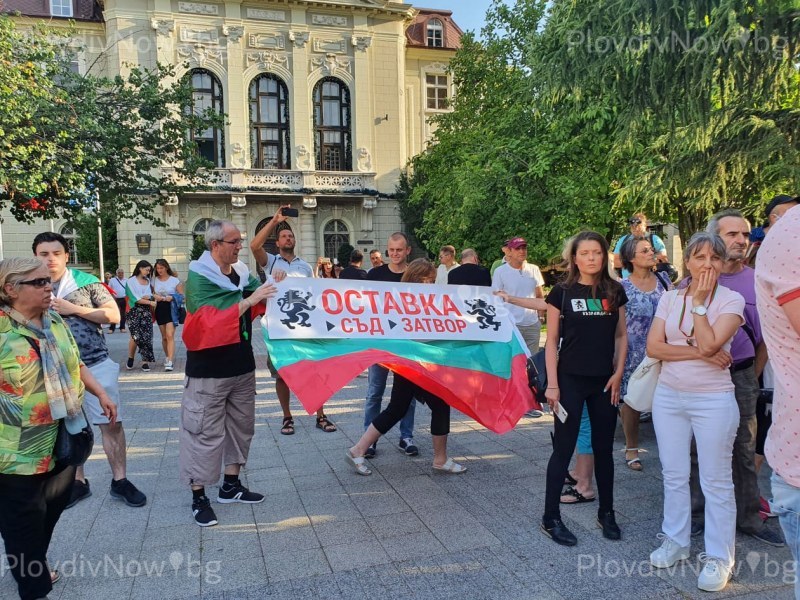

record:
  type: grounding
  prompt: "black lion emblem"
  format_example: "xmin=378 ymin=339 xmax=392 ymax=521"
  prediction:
xmin=464 ymin=299 xmax=501 ymax=331
xmin=277 ymin=291 xmax=316 ymax=329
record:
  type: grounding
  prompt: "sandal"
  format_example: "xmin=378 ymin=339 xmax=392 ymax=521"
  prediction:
xmin=560 ymin=486 xmax=596 ymax=504
xmin=345 ymin=450 xmax=372 ymax=476
xmin=624 ymin=447 xmax=643 ymax=471
xmin=432 ymin=458 xmax=467 ymax=474
xmin=316 ymin=414 xmax=337 ymax=433
xmin=564 ymin=473 xmax=578 ymax=486
xmin=280 ymin=416 xmax=294 ymax=436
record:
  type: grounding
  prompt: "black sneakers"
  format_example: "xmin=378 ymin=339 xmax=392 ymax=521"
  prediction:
xmin=65 ymin=478 xmax=92 ymax=509
xmin=192 ymin=495 xmax=218 ymax=527
xmin=217 ymin=480 xmax=265 ymax=504
xmin=110 ymin=478 xmax=147 ymax=507
xmin=399 ymin=437 xmax=419 ymax=456
xmin=365 ymin=443 xmax=377 ymax=458
xmin=141 ymin=363 xmax=150 ymax=372
xmin=126 ymin=357 xmax=134 ymax=370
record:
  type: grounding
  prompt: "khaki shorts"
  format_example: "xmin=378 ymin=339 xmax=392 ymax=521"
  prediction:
xmin=179 ymin=371 xmax=256 ymax=487
xmin=84 ymin=358 xmax=122 ymax=425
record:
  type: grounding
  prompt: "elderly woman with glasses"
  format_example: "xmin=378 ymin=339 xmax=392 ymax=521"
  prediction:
xmin=0 ymin=257 xmax=116 ymax=600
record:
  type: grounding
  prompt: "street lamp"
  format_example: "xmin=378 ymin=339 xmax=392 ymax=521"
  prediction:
xmin=95 ymin=189 xmax=105 ymax=277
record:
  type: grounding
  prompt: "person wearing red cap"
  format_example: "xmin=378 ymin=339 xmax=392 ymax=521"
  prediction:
xmin=492 ymin=237 xmax=546 ymax=356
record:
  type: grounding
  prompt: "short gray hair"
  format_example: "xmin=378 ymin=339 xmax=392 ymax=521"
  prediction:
xmin=204 ymin=220 xmax=235 ymax=249
xmin=0 ymin=257 xmax=46 ymax=305
xmin=706 ymin=208 xmax=745 ymax=235
xmin=683 ymin=231 xmax=727 ymax=269
xmin=461 ymin=248 xmax=478 ymax=262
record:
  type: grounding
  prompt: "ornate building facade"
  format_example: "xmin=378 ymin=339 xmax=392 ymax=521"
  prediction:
xmin=1 ymin=0 xmax=461 ymax=275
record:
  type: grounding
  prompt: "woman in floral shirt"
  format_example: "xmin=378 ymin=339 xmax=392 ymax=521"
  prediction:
xmin=0 ymin=257 xmax=116 ymax=600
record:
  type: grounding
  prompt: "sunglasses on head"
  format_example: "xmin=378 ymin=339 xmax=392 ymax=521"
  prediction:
xmin=628 ymin=219 xmax=642 ymax=225
xmin=19 ymin=277 xmax=52 ymax=288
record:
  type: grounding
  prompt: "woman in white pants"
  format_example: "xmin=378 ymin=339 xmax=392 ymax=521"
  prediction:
xmin=645 ymin=232 xmax=744 ymax=592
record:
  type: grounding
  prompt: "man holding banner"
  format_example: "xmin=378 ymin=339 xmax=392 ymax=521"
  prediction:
xmin=364 ymin=232 xmax=417 ymax=458
xmin=249 ymin=205 xmax=337 ymax=436
xmin=180 ymin=220 xmax=278 ymax=527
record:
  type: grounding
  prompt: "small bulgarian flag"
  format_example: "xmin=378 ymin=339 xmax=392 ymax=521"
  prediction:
xmin=183 ymin=251 xmax=265 ymax=351
xmin=263 ymin=325 xmax=537 ymax=434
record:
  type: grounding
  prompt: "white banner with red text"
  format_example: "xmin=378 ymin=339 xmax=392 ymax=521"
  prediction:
xmin=265 ymin=279 xmax=514 ymax=341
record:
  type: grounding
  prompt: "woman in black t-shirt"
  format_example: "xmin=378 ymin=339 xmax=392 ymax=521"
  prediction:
xmin=541 ymin=231 xmax=628 ymax=546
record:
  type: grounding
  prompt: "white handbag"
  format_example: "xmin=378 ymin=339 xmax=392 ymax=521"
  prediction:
xmin=624 ymin=355 xmax=661 ymax=412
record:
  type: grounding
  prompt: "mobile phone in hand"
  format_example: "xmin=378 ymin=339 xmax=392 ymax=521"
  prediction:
xmin=555 ymin=403 xmax=568 ymax=423
xmin=281 ymin=207 xmax=299 ymax=217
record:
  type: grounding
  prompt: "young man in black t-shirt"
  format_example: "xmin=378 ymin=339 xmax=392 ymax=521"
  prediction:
xmin=364 ymin=233 xmax=417 ymax=457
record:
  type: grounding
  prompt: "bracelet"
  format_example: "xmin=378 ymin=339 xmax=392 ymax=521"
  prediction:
xmin=546 ymin=387 xmax=559 ymax=389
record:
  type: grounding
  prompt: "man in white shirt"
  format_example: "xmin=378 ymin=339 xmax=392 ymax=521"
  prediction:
xmin=492 ymin=237 xmax=545 ymax=354
xmin=108 ymin=267 xmax=127 ymax=333
xmin=435 ymin=245 xmax=459 ymax=285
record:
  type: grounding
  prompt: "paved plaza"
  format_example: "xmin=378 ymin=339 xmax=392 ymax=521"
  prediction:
xmin=0 ymin=326 xmax=794 ymax=600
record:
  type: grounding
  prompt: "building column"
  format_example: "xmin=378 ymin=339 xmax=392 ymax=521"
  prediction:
xmin=301 ymin=196 xmax=318 ymax=261
xmin=230 ymin=195 xmax=251 ymax=269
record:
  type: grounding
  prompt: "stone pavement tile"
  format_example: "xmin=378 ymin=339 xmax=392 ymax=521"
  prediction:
xmin=252 ymin=491 xmax=308 ymax=524
xmin=349 ymin=487 xmax=411 ymax=517
xmin=142 ymin=524 xmax=200 ymax=550
xmin=129 ymin=565 xmax=201 ymax=600
xmin=260 ymin=525 xmax=320 ymax=557
xmin=313 ymin=517 xmax=376 ymax=547
xmin=366 ymin=511 xmax=429 ymax=539
xmin=201 ymin=530 xmax=262 ymax=562
xmin=379 ymin=530 xmax=447 ymax=562
xmin=350 ymin=564 xmax=415 ymax=600
xmin=199 ymin=556 xmax=267 ymax=594
xmin=304 ymin=499 xmax=362 ymax=524
xmin=324 ymin=539 xmax=392 ymax=572
xmin=264 ymin=548 xmax=331 ymax=582
xmin=59 ymin=573 xmax=135 ymax=600
xmin=292 ymin=471 xmax=345 ymax=492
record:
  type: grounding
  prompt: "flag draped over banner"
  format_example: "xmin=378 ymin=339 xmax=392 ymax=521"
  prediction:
xmin=262 ymin=320 xmax=537 ymax=434
xmin=183 ymin=251 xmax=264 ymax=351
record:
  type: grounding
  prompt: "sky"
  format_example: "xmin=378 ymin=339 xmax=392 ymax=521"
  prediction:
xmin=410 ymin=0 xmax=512 ymax=37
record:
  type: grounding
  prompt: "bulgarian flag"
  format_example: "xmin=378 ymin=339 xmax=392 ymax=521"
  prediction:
xmin=183 ymin=251 xmax=265 ymax=351
xmin=53 ymin=268 xmax=101 ymax=300
xmin=263 ymin=326 xmax=537 ymax=434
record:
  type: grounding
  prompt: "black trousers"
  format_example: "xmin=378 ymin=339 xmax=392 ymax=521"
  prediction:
xmin=372 ymin=374 xmax=451 ymax=436
xmin=0 ymin=463 xmax=76 ymax=600
xmin=110 ymin=297 xmax=126 ymax=332
xmin=543 ymin=373 xmax=617 ymax=520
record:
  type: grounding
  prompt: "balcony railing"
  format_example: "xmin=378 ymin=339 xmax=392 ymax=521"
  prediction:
xmin=163 ymin=168 xmax=376 ymax=194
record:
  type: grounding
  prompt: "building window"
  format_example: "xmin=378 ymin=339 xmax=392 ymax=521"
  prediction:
xmin=188 ymin=69 xmax=225 ymax=167
xmin=254 ymin=218 xmax=292 ymax=281
xmin=426 ymin=18 xmax=444 ymax=47
xmin=426 ymin=74 xmax=449 ymax=110
xmin=323 ymin=219 xmax=350 ymax=260
xmin=249 ymin=74 xmax=290 ymax=169
xmin=60 ymin=225 xmax=79 ymax=264
xmin=192 ymin=218 xmax=213 ymax=237
xmin=313 ymin=78 xmax=352 ymax=172
xmin=50 ymin=0 xmax=73 ymax=17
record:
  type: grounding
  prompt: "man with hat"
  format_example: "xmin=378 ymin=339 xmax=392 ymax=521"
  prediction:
xmin=492 ymin=237 xmax=545 ymax=355
xmin=765 ymin=194 xmax=799 ymax=231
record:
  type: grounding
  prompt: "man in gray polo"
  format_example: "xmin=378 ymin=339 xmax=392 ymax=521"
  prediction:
xmin=249 ymin=205 xmax=337 ymax=436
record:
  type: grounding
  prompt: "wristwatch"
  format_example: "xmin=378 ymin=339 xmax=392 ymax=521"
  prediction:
xmin=691 ymin=305 xmax=708 ymax=317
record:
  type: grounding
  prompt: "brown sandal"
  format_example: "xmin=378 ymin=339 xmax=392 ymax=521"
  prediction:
xmin=280 ymin=416 xmax=294 ymax=435
xmin=316 ymin=414 xmax=337 ymax=433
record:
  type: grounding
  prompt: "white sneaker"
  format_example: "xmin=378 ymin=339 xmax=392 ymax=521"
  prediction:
xmin=164 ymin=360 xmax=174 ymax=372
xmin=697 ymin=554 xmax=732 ymax=592
xmin=650 ymin=533 xmax=690 ymax=568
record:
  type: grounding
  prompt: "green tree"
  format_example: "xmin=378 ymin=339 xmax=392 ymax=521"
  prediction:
xmin=535 ymin=0 xmax=800 ymax=238
xmin=0 ymin=16 xmax=224 ymax=224
xmin=402 ymin=1 xmax=625 ymax=265
xmin=190 ymin=235 xmax=206 ymax=261
xmin=72 ymin=208 xmax=119 ymax=272
xmin=337 ymin=243 xmax=354 ymax=268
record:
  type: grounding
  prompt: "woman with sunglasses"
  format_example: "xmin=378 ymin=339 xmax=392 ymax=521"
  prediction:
xmin=0 ymin=257 xmax=116 ymax=600
xmin=125 ymin=261 xmax=157 ymax=372
xmin=646 ymin=232 xmax=744 ymax=592
xmin=617 ymin=236 xmax=672 ymax=471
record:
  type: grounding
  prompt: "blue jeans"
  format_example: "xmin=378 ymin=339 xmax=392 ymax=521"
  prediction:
xmin=771 ymin=472 xmax=800 ymax=598
xmin=365 ymin=365 xmax=415 ymax=440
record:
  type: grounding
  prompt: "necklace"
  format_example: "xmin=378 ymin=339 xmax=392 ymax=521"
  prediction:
xmin=678 ymin=284 xmax=718 ymax=346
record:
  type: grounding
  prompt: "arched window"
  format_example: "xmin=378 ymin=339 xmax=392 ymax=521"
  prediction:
xmin=188 ymin=69 xmax=225 ymax=167
xmin=427 ymin=18 xmax=444 ymax=47
xmin=249 ymin=74 xmax=290 ymax=169
xmin=60 ymin=224 xmax=79 ymax=265
xmin=254 ymin=218 xmax=292 ymax=280
xmin=323 ymin=219 xmax=350 ymax=260
xmin=193 ymin=218 xmax=214 ymax=237
xmin=313 ymin=78 xmax=352 ymax=172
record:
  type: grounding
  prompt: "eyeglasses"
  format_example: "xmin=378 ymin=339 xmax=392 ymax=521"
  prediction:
xmin=628 ymin=219 xmax=642 ymax=225
xmin=217 ymin=239 xmax=243 ymax=247
xmin=636 ymin=247 xmax=655 ymax=254
xmin=18 ymin=277 xmax=52 ymax=288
